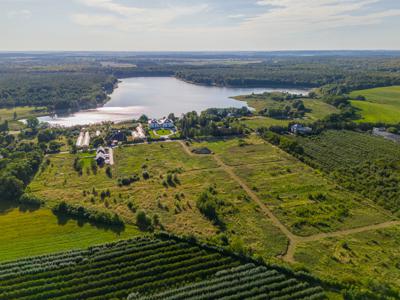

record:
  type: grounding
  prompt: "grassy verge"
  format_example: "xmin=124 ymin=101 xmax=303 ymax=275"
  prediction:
xmin=0 ymin=207 xmax=139 ymax=262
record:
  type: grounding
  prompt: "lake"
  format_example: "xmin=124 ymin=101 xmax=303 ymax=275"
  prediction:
xmin=39 ymin=77 xmax=309 ymax=126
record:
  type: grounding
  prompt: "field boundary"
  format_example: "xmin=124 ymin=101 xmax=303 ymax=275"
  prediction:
xmin=178 ymin=140 xmax=400 ymax=263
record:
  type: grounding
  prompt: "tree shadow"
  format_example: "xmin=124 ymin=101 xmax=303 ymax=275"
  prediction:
xmin=53 ymin=211 xmax=125 ymax=235
xmin=0 ymin=200 xmax=41 ymax=215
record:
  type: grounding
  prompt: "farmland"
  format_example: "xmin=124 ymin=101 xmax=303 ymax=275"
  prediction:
xmin=294 ymin=225 xmax=400 ymax=297
xmin=350 ymin=85 xmax=400 ymax=123
xmin=0 ymin=206 xmax=138 ymax=262
xmin=28 ymin=142 xmax=288 ymax=259
xmin=295 ymin=130 xmax=400 ymax=214
xmin=190 ymin=135 xmax=390 ymax=236
xmin=0 ymin=236 xmax=326 ymax=300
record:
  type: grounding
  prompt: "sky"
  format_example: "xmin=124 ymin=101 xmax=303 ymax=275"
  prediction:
xmin=1 ymin=0 xmax=400 ymax=51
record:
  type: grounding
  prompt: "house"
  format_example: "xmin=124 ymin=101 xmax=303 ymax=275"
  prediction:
xmin=148 ymin=119 xmax=160 ymax=129
xmin=373 ymin=127 xmax=400 ymax=143
xmin=132 ymin=124 xmax=146 ymax=141
xmin=95 ymin=146 xmax=111 ymax=165
xmin=291 ymin=124 xmax=312 ymax=135
xmin=160 ymin=118 xmax=175 ymax=129
xmin=95 ymin=152 xmax=106 ymax=166
xmin=148 ymin=118 xmax=175 ymax=130
xmin=108 ymin=130 xmax=126 ymax=143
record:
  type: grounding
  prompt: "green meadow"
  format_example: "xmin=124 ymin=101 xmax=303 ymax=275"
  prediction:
xmin=0 ymin=207 xmax=139 ymax=262
xmin=350 ymin=85 xmax=400 ymax=123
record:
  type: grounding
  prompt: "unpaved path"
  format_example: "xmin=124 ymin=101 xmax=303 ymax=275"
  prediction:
xmin=179 ymin=140 xmax=399 ymax=263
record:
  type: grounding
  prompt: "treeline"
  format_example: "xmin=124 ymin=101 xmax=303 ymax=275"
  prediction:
xmin=52 ymin=201 xmax=124 ymax=227
xmin=0 ymin=71 xmax=117 ymax=110
xmin=179 ymin=107 xmax=250 ymax=138
xmin=175 ymin=57 xmax=400 ymax=93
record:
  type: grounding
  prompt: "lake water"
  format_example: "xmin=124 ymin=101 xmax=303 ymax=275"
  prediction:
xmin=39 ymin=77 xmax=309 ymax=126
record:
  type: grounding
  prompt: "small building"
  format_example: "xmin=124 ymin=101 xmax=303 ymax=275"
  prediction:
xmin=95 ymin=152 xmax=106 ymax=166
xmin=148 ymin=118 xmax=175 ymax=130
xmin=148 ymin=119 xmax=160 ymax=129
xmin=291 ymin=124 xmax=312 ymax=135
xmin=95 ymin=146 xmax=111 ymax=165
xmin=160 ymin=118 xmax=175 ymax=129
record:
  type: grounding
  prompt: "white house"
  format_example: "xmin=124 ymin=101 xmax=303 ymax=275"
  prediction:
xmin=148 ymin=118 xmax=175 ymax=129
xmin=160 ymin=118 xmax=175 ymax=129
xmin=291 ymin=124 xmax=312 ymax=135
xmin=148 ymin=119 xmax=160 ymax=129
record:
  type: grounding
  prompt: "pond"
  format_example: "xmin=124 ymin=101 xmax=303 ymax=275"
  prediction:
xmin=39 ymin=77 xmax=309 ymax=126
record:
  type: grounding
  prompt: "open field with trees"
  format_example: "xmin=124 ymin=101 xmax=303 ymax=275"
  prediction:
xmin=0 ymin=236 xmax=326 ymax=300
xmin=294 ymin=225 xmax=400 ymax=298
xmin=0 ymin=206 xmax=138 ymax=262
xmin=191 ymin=136 xmax=391 ymax=236
xmin=295 ymin=130 xmax=400 ymax=215
xmin=28 ymin=142 xmax=288 ymax=259
xmin=350 ymin=85 xmax=400 ymax=123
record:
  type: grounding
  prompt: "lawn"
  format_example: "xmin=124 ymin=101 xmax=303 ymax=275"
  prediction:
xmin=0 ymin=207 xmax=139 ymax=262
xmin=236 ymin=94 xmax=338 ymax=130
xmin=294 ymin=225 xmax=400 ymax=295
xmin=28 ymin=142 xmax=288 ymax=259
xmin=350 ymin=85 xmax=400 ymax=123
xmin=155 ymin=128 xmax=172 ymax=136
xmin=191 ymin=136 xmax=391 ymax=236
xmin=0 ymin=106 xmax=48 ymax=121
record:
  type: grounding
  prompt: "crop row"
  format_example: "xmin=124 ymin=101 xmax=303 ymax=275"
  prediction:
xmin=0 ymin=237 xmax=325 ymax=300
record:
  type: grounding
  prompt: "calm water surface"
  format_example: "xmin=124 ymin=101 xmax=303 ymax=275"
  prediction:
xmin=39 ymin=77 xmax=309 ymax=126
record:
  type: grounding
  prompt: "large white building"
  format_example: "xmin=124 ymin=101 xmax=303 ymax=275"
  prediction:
xmin=148 ymin=118 xmax=175 ymax=129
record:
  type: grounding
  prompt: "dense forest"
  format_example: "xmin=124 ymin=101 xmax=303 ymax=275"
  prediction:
xmin=1 ymin=52 xmax=400 ymax=112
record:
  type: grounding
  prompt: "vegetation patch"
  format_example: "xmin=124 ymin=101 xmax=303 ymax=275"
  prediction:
xmin=350 ymin=85 xmax=400 ymax=123
xmin=192 ymin=136 xmax=390 ymax=236
xmin=0 ymin=207 xmax=138 ymax=262
xmin=295 ymin=225 xmax=400 ymax=298
xmin=0 ymin=236 xmax=326 ymax=300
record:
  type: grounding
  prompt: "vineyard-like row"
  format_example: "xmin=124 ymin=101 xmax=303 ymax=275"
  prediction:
xmin=296 ymin=130 xmax=400 ymax=171
xmin=296 ymin=130 xmax=400 ymax=213
xmin=0 ymin=237 xmax=326 ymax=300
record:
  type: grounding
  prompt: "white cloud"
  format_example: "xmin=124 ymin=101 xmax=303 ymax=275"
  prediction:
xmin=72 ymin=0 xmax=208 ymax=31
xmin=7 ymin=9 xmax=31 ymax=19
xmin=248 ymin=0 xmax=400 ymax=33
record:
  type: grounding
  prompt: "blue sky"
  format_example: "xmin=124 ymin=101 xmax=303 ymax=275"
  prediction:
xmin=1 ymin=0 xmax=400 ymax=51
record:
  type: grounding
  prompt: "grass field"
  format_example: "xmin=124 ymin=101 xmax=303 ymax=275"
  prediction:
xmin=0 ymin=207 xmax=139 ymax=262
xmin=350 ymin=85 xmax=400 ymax=123
xmin=155 ymin=128 xmax=172 ymax=136
xmin=0 ymin=106 xmax=47 ymax=121
xmin=295 ymin=225 xmax=400 ymax=295
xmin=191 ymin=136 xmax=391 ymax=236
xmin=29 ymin=142 xmax=288 ymax=259
xmin=237 ymin=96 xmax=338 ymax=130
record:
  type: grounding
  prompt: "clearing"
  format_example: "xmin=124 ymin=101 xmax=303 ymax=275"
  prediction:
xmin=0 ymin=206 xmax=138 ymax=262
xmin=28 ymin=142 xmax=288 ymax=259
xmin=350 ymin=85 xmax=400 ymax=123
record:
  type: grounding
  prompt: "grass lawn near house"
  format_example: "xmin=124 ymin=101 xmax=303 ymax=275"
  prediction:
xmin=155 ymin=128 xmax=173 ymax=136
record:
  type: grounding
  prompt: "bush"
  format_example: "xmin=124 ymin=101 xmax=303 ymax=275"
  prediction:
xmin=136 ymin=210 xmax=153 ymax=231
xmin=19 ymin=193 xmax=43 ymax=207
xmin=52 ymin=201 xmax=124 ymax=227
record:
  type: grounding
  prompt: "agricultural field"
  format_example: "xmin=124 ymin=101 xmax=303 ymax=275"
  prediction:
xmin=350 ymin=85 xmax=400 ymax=123
xmin=295 ymin=130 xmax=400 ymax=214
xmin=191 ymin=136 xmax=391 ymax=236
xmin=28 ymin=142 xmax=288 ymax=259
xmin=0 ymin=237 xmax=326 ymax=300
xmin=294 ymin=225 xmax=400 ymax=297
xmin=0 ymin=206 xmax=138 ymax=262
xmin=0 ymin=106 xmax=48 ymax=121
xmin=239 ymin=116 xmax=290 ymax=129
